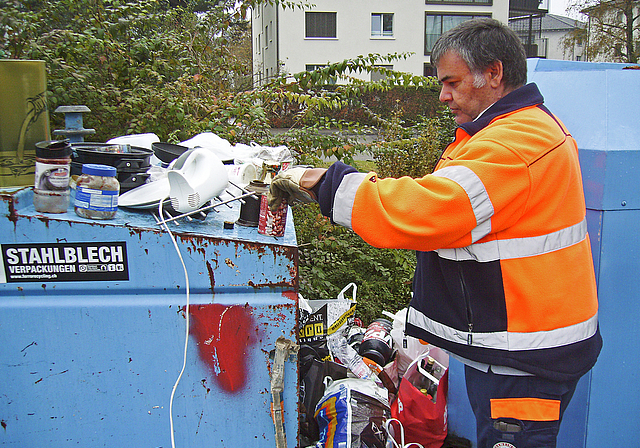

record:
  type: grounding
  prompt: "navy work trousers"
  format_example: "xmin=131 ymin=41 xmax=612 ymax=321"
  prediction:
xmin=465 ymin=365 xmax=580 ymax=448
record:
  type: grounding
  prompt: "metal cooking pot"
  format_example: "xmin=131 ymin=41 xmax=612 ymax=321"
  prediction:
xmin=71 ymin=143 xmax=153 ymax=171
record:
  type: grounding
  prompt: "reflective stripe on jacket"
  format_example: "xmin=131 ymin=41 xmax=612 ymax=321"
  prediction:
xmin=316 ymin=83 xmax=602 ymax=381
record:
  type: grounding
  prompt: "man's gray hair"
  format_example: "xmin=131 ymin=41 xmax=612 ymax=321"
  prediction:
xmin=431 ymin=18 xmax=527 ymax=90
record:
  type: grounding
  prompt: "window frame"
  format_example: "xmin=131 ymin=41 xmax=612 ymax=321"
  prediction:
xmin=304 ymin=64 xmax=337 ymax=84
xmin=371 ymin=64 xmax=394 ymax=82
xmin=423 ymin=63 xmax=437 ymax=77
xmin=305 ymin=11 xmax=338 ymax=39
xmin=424 ymin=13 xmax=491 ymax=55
xmin=371 ymin=12 xmax=394 ymax=38
xmin=425 ymin=0 xmax=492 ymax=5
xmin=305 ymin=64 xmax=328 ymax=72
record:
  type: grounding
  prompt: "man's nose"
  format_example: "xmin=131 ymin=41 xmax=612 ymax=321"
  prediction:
xmin=439 ymin=86 xmax=451 ymax=103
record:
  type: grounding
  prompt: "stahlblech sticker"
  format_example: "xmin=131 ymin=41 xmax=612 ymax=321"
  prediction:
xmin=1 ymin=241 xmax=129 ymax=283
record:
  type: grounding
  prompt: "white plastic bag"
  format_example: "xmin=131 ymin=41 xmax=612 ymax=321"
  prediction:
xmin=299 ymin=283 xmax=358 ymax=362
xmin=382 ymin=308 xmax=432 ymax=380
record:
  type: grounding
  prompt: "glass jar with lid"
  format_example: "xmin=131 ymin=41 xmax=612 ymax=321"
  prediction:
xmin=33 ymin=139 xmax=72 ymax=213
xmin=74 ymin=164 xmax=120 ymax=219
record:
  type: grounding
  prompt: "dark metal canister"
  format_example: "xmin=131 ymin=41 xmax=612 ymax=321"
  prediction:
xmin=237 ymin=180 xmax=268 ymax=227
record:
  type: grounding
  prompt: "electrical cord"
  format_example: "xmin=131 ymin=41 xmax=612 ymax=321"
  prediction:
xmin=158 ymin=197 xmax=191 ymax=448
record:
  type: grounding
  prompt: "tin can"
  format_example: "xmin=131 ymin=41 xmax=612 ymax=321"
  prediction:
xmin=258 ymin=195 xmax=287 ymax=237
xmin=237 ymin=180 xmax=268 ymax=227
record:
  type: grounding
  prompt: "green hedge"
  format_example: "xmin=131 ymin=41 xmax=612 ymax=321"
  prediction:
xmin=268 ymin=86 xmax=442 ymax=129
xmin=293 ymin=204 xmax=416 ymax=324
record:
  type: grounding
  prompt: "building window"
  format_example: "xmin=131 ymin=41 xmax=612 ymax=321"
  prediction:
xmin=425 ymin=0 xmax=491 ymax=4
xmin=371 ymin=13 xmax=394 ymax=37
xmin=424 ymin=63 xmax=437 ymax=77
xmin=265 ymin=25 xmax=269 ymax=49
xmin=305 ymin=65 xmax=337 ymax=84
xmin=425 ymin=14 xmax=490 ymax=54
xmin=371 ymin=65 xmax=393 ymax=81
xmin=305 ymin=12 xmax=337 ymax=38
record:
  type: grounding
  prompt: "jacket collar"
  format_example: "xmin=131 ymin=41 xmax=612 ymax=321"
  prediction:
xmin=459 ymin=83 xmax=544 ymax=136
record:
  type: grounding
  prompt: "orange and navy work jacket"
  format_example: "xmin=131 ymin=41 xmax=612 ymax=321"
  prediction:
xmin=315 ymin=83 xmax=602 ymax=382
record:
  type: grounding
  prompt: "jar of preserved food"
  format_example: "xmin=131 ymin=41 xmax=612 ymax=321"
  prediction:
xmin=34 ymin=140 xmax=72 ymax=213
xmin=74 ymin=164 xmax=120 ymax=220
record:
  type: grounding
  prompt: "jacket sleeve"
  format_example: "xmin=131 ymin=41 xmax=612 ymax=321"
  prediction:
xmin=316 ymin=141 xmax=532 ymax=252
xmin=316 ymin=161 xmax=359 ymax=219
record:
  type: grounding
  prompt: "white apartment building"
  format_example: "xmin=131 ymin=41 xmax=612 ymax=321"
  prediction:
xmin=582 ymin=0 xmax=640 ymax=62
xmin=541 ymin=14 xmax=585 ymax=60
xmin=251 ymin=0 xmax=510 ymax=86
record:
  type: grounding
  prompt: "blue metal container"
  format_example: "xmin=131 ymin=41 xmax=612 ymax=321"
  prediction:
xmin=0 ymin=187 xmax=299 ymax=447
xmin=530 ymin=58 xmax=640 ymax=448
xmin=447 ymin=59 xmax=640 ymax=447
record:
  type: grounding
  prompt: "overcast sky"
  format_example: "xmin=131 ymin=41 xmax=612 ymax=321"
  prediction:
xmin=548 ymin=0 xmax=569 ymax=15
xmin=547 ymin=0 xmax=586 ymax=18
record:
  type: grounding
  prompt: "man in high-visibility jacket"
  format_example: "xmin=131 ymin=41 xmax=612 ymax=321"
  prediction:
xmin=269 ymin=17 xmax=602 ymax=448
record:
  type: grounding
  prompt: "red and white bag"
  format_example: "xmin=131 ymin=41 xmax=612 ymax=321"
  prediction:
xmin=389 ymin=349 xmax=448 ymax=448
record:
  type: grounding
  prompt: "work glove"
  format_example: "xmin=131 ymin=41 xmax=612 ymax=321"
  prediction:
xmin=267 ymin=167 xmax=327 ymax=211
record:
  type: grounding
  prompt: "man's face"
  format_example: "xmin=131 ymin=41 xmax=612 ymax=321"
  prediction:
xmin=436 ymin=50 xmax=498 ymax=125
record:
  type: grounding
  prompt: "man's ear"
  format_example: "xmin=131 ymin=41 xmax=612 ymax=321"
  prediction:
xmin=486 ymin=60 xmax=504 ymax=88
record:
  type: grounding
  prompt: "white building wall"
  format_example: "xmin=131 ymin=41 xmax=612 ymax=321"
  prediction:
xmin=277 ymin=0 xmax=425 ymax=80
xmin=251 ymin=5 xmax=279 ymax=85
xmin=542 ymin=30 xmax=584 ymax=60
xmin=253 ymin=0 xmax=510 ymax=85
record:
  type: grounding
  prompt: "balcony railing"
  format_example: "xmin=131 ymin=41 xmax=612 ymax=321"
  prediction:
xmin=509 ymin=0 xmax=543 ymax=13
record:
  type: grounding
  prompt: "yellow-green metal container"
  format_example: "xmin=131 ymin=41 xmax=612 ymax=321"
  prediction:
xmin=0 ymin=60 xmax=51 ymax=187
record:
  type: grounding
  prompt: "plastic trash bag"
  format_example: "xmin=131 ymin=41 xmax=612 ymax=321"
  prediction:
xmin=299 ymin=284 xmax=358 ymax=369
xmin=390 ymin=349 xmax=449 ymax=448
xmin=382 ymin=308 xmax=432 ymax=383
xmin=300 ymin=359 xmax=349 ymax=445
xmin=315 ymin=378 xmax=390 ymax=448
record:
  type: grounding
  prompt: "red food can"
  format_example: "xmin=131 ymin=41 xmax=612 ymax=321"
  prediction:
xmin=258 ymin=195 xmax=287 ymax=237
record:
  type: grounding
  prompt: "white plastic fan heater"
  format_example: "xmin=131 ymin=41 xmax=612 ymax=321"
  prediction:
xmin=166 ymin=147 xmax=229 ymax=213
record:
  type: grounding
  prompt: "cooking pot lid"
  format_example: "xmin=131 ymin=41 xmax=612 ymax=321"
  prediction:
xmin=72 ymin=143 xmax=153 ymax=159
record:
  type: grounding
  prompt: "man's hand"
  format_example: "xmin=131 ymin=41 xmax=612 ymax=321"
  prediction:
xmin=267 ymin=167 xmax=327 ymax=211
